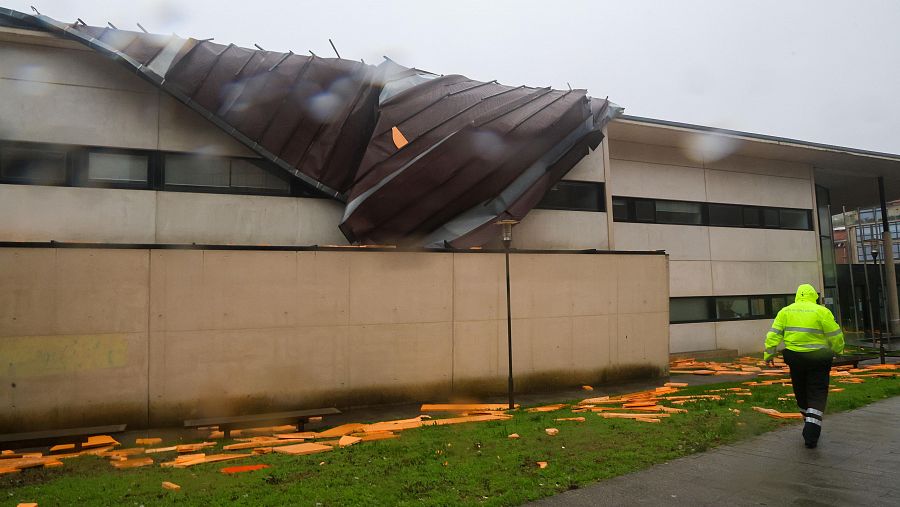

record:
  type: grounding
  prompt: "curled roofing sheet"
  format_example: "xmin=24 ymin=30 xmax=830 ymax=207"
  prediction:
xmin=0 ymin=8 xmax=621 ymax=248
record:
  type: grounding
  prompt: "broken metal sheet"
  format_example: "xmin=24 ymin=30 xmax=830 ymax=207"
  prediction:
xmin=0 ymin=8 xmax=622 ymax=247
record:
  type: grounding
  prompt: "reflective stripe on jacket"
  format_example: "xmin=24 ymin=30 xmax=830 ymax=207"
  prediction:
xmin=764 ymin=283 xmax=844 ymax=360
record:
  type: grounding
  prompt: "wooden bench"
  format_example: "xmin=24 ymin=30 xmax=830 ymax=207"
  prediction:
xmin=833 ymin=354 xmax=877 ymax=368
xmin=184 ymin=408 xmax=341 ymax=439
xmin=0 ymin=424 xmax=127 ymax=451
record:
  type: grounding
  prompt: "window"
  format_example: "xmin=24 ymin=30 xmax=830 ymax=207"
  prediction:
xmin=230 ymin=159 xmax=291 ymax=192
xmin=670 ymin=294 xmax=796 ymax=323
xmin=164 ymin=154 xmax=291 ymax=194
xmin=165 ymin=155 xmax=230 ymax=187
xmin=612 ymin=197 xmax=630 ymax=221
xmin=535 ymin=181 xmax=605 ymax=212
xmin=716 ymin=296 xmax=751 ymax=320
xmin=87 ymin=151 xmax=148 ymax=183
xmin=656 ymin=200 xmax=702 ymax=225
xmin=611 ymin=196 xmax=814 ymax=231
xmin=708 ymin=204 xmax=743 ymax=227
xmin=0 ymin=146 xmax=67 ymax=185
xmin=634 ymin=200 xmax=655 ymax=222
xmin=670 ymin=298 xmax=713 ymax=323
xmin=779 ymin=209 xmax=810 ymax=230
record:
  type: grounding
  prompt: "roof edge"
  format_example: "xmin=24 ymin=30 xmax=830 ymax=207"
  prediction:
xmin=616 ymin=114 xmax=900 ymax=163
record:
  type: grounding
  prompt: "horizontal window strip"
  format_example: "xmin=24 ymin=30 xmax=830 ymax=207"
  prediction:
xmin=0 ymin=139 xmax=323 ymax=199
xmin=670 ymin=293 xmax=796 ymax=324
xmin=612 ymin=195 xmax=813 ymax=231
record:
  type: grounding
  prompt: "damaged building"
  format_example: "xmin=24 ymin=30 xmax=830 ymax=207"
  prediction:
xmin=1 ymin=8 xmax=899 ymax=430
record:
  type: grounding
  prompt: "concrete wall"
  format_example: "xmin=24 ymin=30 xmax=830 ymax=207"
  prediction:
xmin=609 ymin=139 xmax=820 ymax=354
xmin=0 ymin=247 xmax=669 ymax=431
xmin=0 ymin=184 xmax=348 ymax=246
xmin=516 ymin=145 xmax=610 ymax=250
xmin=0 ymin=34 xmax=253 ymax=156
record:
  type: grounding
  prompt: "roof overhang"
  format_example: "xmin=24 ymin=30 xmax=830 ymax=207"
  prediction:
xmin=609 ymin=115 xmax=900 ymax=209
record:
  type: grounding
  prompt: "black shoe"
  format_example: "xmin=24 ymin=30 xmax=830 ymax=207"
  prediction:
xmin=805 ymin=441 xmax=817 ymax=449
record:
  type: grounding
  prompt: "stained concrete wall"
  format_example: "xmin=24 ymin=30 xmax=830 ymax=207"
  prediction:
xmin=0 ymin=247 xmax=668 ymax=431
xmin=0 ymin=184 xmax=347 ymax=246
xmin=608 ymin=139 xmax=821 ymax=354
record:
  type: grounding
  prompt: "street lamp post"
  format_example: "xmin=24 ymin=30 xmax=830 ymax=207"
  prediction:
xmin=497 ymin=219 xmax=518 ymax=410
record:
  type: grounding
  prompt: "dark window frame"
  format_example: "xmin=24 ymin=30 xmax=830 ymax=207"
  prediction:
xmin=535 ymin=180 xmax=606 ymax=212
xmin=613 ymin=195 xmax=814 ymax=231
xmin=0 ymin=140 xmax=326 ymax=199
xmin=670 ymin=293 xmax=796 ymax=324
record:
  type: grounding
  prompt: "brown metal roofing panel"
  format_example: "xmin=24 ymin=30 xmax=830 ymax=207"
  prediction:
xmin=0 ymin=8 xmax=621 ymax=247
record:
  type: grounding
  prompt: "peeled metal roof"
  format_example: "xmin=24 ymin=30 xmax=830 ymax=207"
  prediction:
xmin=0 ymin=8 xmax=620 ymax=247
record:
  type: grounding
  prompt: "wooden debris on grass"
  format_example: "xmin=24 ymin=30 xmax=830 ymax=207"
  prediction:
xmin=582 ymin=385 xmax=594 ymax=391
xmin=161 ymin=453 xmax=252 ymax=468
xmin=111 ymin=456 xmax=154 ymax=469
xmin=829 ymin=388 xmax=845 ymax=392
xmin=274 ymin=432 xmax=319 ymax=440
xmin=175 ymin=442 xmax=216 ymax=453
xmin=544 ymin=428 xmax=559 ymax=436
xmin=208 ymin=424 xmax=297 ymax=439
xmin=554 ymin=417 xmax=586 ymax=422
xmin=508 ymin=433 xmax=520 ymax=439
xmin=162 ymin=481 xmax=181 ymax=490
xmin=420 ymin=403 xmax=516 ymax=412
xmin=144 ymin=446 xmax=178 ymax=454
xmin=221 ymin=464 xmax=270 ymax=474
xmin=314 ymin=423 xmax=367 ymax=438
xmin=536 ymin=461 xmax=548 ymax=469
xmin=16 ymin=503 xmax=38 ymax=507
xmin=600 ymin=413 xmax=671 ymax=420
xmin=664 ymin=382 xmax=688 ymax=387
xmin=752 ymin=407 xmax=803 ymax=419
xmin=135 ymin=438 xmax=162 ymax=446
xmin=272 ymin=443 xmax=334 ymax=456
xmin=223 ymin=438 xmax=306 ymax=451
xmin=526 ymin=404 xmax=568 ymax=413
xmin=42 ymin=460 xmax=63 ymax=468
xmin=83 ymin=435 xmax=120 ymax=449
xmin=338 ymin=435 xmax=361 ymax=447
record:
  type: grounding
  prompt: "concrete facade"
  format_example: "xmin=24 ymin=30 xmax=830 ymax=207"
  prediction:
xmin=608 ymin=140 xmax=821 ymax=354
xmin=0 ymin=247 xmax=669 ymax=431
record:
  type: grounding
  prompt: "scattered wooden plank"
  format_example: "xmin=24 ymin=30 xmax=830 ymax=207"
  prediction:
xmin=338 ymin=435 xmax=361 ymax=447
xmin=135 ymin=438 xmax=163 ymax=446
xmin=663 ymin=382 xmax=688 ymax=387
xmin=175 ymin=442 xmax=216 ymax=453
xmin=273 ymin=443 xmax=334 ymax=456
xmin=526 ymin=404 xmax=568 ymax=413
xmin=554 ymin=417 xmax=586 ymax=422
xmin=0 ymin=467 xmax=20 ymax=475
xmin=111 ymin=456 xmax=154 ymax=469
xmin=144 ymin=446 xmax=178 ymax=454
xmin=536 ymin=461 xmax=548 ymax=469
xmin=221 ymin=464 xmax=270 ymax=474
xmin=544 ymin=428 xmax=559 ymax=436
xmin=508 ymin=433 xmax=520 ymax=439
xmin=600 ymin=413 xmax=671 ymax=419
xmin=634 ymin=418 xmax=661 ymax=423
xmin=223 ymin=438 xmax=305 ymax=451
xmin=162 ymin=481 xmax=181 ymax=490
xmin=420 ymin=403 xmax=515 ymax=412
xmin=161 ymin=453 xmax=252 ymax=468
xmin=315 ymin=424 xmax=367 ymax=438
xmin=83 ymin=435 xmax=120 ymax=449
xmin=274 ymin=432 xmax=318 ymax=440
xmin=751 ymin=407 xmax=803 ymax=419
xmin=49 ymin=443 xmax=76 ymax=454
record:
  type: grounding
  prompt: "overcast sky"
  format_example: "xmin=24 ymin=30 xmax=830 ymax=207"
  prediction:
xmin=8 ymin=0 xmax=900 ymax=154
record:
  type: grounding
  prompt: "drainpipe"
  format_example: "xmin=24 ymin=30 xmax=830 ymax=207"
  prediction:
xmin=877 ymin=177 xmax=900 ymax=335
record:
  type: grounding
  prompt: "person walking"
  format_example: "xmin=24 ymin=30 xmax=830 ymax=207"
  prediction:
xmin=763 ymin=283 xmax=844 ymax=448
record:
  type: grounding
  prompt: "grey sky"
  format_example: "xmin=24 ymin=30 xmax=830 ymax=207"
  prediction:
xmin=8 ymin=0 xmax=900 ymax=154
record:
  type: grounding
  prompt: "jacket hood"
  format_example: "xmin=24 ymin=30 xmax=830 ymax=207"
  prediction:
xmin=795 ymin=284 xmax=819 ymax=304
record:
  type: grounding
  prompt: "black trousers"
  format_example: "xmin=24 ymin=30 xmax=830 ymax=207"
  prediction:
xmin=783 ymin=348 xmax=833 ymax=444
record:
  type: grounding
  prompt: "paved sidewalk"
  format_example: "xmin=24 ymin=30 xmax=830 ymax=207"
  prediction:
xmin=531 ymin=396 xmax=900 ymax=506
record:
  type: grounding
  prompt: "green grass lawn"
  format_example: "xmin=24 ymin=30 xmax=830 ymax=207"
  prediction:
xmin=3 ymin=376 xmax=898 ymax=506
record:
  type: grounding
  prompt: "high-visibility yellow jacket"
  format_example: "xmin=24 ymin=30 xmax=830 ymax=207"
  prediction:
xmin=764 ymin=284 xmax=844 ymax=361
